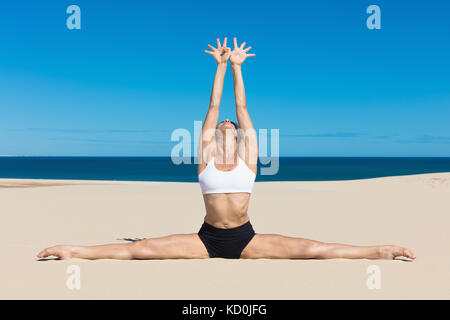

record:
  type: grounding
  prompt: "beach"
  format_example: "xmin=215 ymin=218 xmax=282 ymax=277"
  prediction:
xmin=1 ymin=173 xmax=449 ymax=299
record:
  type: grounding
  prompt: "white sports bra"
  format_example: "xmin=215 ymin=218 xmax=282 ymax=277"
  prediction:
xmin=198 ymin=156 xmax=256 ymax=194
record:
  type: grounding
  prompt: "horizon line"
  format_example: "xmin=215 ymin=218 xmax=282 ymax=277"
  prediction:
xmin=1 ymin=155 xmax=450 ymax=158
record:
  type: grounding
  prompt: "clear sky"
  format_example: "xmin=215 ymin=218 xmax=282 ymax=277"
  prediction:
xmin=0 ymin=0 xmax=449 ymax=156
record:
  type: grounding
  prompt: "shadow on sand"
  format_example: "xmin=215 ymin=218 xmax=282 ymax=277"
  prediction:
xmin=116 ymin=237 xmax=147 ymax=242
xmin=37 ymin=257 xmax=61 ymax=261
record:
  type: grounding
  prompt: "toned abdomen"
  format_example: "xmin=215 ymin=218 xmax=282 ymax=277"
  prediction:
xmin=202 ymin=193 xmax=251 ymax=228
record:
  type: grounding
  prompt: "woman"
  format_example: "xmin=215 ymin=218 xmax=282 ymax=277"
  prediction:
xmin=37 ymin=37 xmax=415 ymax=261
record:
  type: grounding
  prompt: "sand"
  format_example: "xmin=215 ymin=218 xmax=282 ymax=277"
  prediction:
xmin=0 ymin=173 xmax=449 ymax=299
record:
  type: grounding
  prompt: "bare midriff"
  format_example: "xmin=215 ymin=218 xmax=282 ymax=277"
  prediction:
xmin=202 ymin=192 xmax=251 ymax=228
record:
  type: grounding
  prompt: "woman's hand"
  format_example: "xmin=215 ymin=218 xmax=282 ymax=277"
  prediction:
xmin=230 ymin=37 xmax=255 ymax=66
xmin=204 ymin=37 xmax=231 ymax=65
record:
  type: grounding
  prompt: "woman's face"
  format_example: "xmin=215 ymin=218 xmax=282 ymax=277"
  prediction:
xmin=217 ymin=119 xmax=238 ymax=131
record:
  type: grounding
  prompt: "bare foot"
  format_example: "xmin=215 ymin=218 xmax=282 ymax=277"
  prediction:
xmin=378 ymin=245 xmax=416 ymax=260
xmin=37 ymin=245 xmax=76 ymax=260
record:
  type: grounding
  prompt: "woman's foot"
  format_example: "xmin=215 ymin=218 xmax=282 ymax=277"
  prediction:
xmin=37 ymin=245 xmax=76 ymax=260
xmin=377 ymin=245 xmax=416 ymax=260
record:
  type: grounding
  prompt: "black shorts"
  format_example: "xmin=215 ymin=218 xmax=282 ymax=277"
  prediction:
xmin=198 ymin=220 xmax=256 ymax=259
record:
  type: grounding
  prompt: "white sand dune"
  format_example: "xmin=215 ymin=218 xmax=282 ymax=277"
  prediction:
xmin=0 ymin=173 xmax=449 ymax=299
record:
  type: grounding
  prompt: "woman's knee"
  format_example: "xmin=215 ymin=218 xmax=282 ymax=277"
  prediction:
xmin=128 ymin=240 xmax=153 ymax=259
xmin=297 ymin=240 xmax=328 ymax=258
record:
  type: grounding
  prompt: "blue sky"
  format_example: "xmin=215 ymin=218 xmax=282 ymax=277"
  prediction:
xmin=0 ymin=0 xmax=449 ymax=156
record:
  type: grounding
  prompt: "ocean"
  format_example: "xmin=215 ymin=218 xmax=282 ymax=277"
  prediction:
xmin=1 ymin=157 xmax=450 ymax=182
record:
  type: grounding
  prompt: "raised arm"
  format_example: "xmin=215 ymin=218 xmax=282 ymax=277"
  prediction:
xmin=230 ymin=38 xmax=258 ymax=173
xmin=198 ymin=38 xmax=230 ymax=174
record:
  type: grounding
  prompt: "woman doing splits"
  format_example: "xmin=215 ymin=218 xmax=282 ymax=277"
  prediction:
xmin=37 ymin=37 xmax=416 ymax=261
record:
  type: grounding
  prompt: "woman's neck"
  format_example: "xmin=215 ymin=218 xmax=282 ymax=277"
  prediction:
xmin=215 ymin=147 xmax=237 ymax=166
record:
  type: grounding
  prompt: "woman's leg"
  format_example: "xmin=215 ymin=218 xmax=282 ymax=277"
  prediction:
xmin=240 ymin=234 xmax=416 ymax=260
xmin=37 ymin=234 xmax=210 ymax=260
